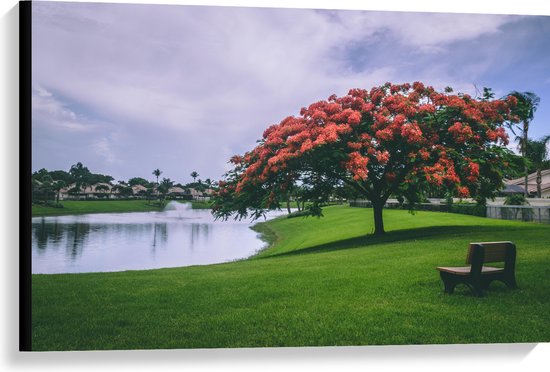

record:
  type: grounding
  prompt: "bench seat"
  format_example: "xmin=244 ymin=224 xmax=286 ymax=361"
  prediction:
xmin=436 ymin=266 xmax=504 ymax=275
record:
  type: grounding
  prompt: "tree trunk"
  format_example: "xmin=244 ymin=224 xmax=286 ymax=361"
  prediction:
xmin=524 ymin=163 xmax=529 ymax=197
xmin=523 ymin=130 xmax=529 ymax=197
xmin=372 ymin=200 xmax=385 ymax=235
xmin=286 ymin=199 xmax=291 ymax=214
xmin=537 ymin=168 xmax=542 ymax=198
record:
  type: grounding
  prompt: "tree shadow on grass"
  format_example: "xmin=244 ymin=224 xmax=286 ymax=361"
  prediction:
xmin=261 ymin=224 xmax=531 ymax=260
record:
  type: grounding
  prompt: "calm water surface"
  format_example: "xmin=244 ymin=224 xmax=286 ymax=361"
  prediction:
xmin=32 ymin=202 xmax=285 ymax=274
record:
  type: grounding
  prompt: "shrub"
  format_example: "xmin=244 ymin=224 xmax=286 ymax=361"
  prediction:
xmin=504 ymin=194 xmax=529 ymax=206
xmin=450 ymin=203 xmax=486 ymax=217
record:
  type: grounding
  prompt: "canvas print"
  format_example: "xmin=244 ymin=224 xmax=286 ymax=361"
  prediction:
xmin=26 ymin=0 xmax=550 ymax=351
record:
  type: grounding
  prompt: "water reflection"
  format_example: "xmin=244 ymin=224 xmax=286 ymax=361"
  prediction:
xmin=31 ymin=202 xmax=286 ymax=274
xmin=151 ymin=222 xmax=168 ymax=251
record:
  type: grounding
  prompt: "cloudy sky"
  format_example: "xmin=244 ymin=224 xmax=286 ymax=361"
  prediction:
xmin=31 ymin=0 xmax=550 ymax=184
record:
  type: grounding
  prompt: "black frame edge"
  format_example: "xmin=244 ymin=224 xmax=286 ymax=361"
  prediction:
xmin=19 ymin=0 xmax=32 ymax=352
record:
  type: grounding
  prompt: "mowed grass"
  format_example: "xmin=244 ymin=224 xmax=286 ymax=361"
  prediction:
xmin=32 ymin=206 xmax=550 ymax=350
xmin=32 ymin=200 xmax=164 ymax=217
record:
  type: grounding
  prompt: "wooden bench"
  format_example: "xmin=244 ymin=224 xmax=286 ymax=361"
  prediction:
xmin=436 ymin=241 xmax=518 ymax=297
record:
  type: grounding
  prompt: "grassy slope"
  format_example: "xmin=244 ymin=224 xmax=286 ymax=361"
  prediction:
xmin=253 ymin=206 xmax=521 ymax=257
xmin=32 ymin=200 xmax=163 ymax=217
xmin=32 ymin=206 xmax=550 ymax=350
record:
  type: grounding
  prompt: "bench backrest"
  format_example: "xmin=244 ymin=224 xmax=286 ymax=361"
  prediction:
xmin=466 ymin=241 xmax=515 ymax=264
xmin=466 ymin=242 xmax=516 ymax=275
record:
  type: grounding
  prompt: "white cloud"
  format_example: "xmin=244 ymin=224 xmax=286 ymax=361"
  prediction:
xmin=92 ymin=138 xmax=121 ymax=166
xmin=32 ymin=86 xmax=93 ymax=132
xmin=30 ymin=2 xmax=529 ymax=182
xmin=370 ymin=12 xmax=513 ymax=51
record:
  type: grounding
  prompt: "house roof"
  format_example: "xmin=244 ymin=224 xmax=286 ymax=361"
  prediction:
xmin=168 ymin=186 xmax=186 ymax=194
xmin=187 ymin=188 xmax=202 ymax=195
xmin=507 ymin=169 xmax=550 ymax=183
xmin=501 ymin=184 xmax=525 ymax=194
xmin=131 ymin=184 xmax=148 ymax=192
xmin=505 ymin=169 xmax=550 ymax=193
xmin=59 ymin=183 xmax=116 ymax=193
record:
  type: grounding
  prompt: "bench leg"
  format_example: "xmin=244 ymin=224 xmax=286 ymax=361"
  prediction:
xmin=469 ymin=282 xmax=485 ymax=297
xmin=440 ymin=272 xmax=457 ymax=294
xmin=480 ymin=278 xmax=492 ymax=291
xmin=503 ymin=274 xmax=518 ymax=289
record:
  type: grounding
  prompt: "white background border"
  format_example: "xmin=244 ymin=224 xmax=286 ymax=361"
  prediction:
xmin=2 ymin=1 xmax=549 ymax=371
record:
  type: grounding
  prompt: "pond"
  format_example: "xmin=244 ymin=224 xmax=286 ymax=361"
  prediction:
xmin=31 ymin=201 xmax=286 ymax=274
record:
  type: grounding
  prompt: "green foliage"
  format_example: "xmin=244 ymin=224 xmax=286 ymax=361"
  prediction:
xmin=46 ymin=170 xmax=75 ymax=184
xmin=34 ymin=163 xmax=114 ymax=190
xmin=157 ymin=178 xmax=174 ymax=195
xmin=94 ymin=184 xmax=110 ymax=192
xmin=128 ymin=177 xmax=152 ymax=187
xmin=156 ymin=178 xmax=174 ymax=207
xmin=450 ymin=203 xmax=486 ymax=217
xmin=482 ymin=87 xmax=495 ymax=101
xmin=506 ymin=91 xmax=540 ymax=158
xmin=285 ymin=210 xmax=311 ymax=219
xmin=508 ymin=91 xmax=539 ymax=126
xmin=525 ymin=136 xmax=550 ymax=173
xmin=504 ymin=194 xmax=529 ymax=206
xmin=113 ymin=185 xmax=133 ymax=197
xmin=152 ymin=169 xmax=162 ymax=184
xmin=213 ymin=83 xmax=518 ymax=235
xmin=88 ymin=174 xmax=115 ymax=184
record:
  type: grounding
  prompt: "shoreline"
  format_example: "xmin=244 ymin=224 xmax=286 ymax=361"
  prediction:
xmin=30 ymin=199 xmax=213 ymax=217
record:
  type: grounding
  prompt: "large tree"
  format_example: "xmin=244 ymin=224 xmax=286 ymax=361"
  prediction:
xmin=47 ymin=170 xmax=75 ymax=185
xmin=506 ymin=91 xmax=540 ymax=197
xmin=69 ymin=162 xmax=92 ymax=194
xmin=38 ymin=174 xmax=55 ymax=204
xmin=128 ymin=177 xmax=152 ymax=187
xmin=212 ymin=82 xmax=518 ymax=235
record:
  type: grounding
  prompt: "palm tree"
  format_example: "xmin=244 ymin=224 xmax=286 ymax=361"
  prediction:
xmin=190 ymin=171 xmax=199 ymax=183
xmin=526 ymin=136 xmax=550 ymax=198
xmin=95 ymin=184 xmax=110 ymax=199
xmin=145 ymin=185 xmax=155 ymax=203
xmin=69 ymin=162 xmax=91 ymax=193
xmin=152 ymin=169 xmax=162 ymax=185
xmin=52 ymin=180 xmax=66 ymax=206
xmin=507 ymin=91 xmax=540 ymax=196
xmin=157 ymin=178 xmax=174 ymax=207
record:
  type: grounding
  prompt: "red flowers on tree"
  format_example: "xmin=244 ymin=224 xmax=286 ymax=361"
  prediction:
xmin=212 ymin=82 xmax=519 ymax=235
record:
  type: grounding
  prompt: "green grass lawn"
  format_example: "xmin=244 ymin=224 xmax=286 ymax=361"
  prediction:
xmin=32 ymin=206 xmax=550 ymax=350
xmin=188 ymin=200 xmax=213 ymax=209
xmin=32 ymin=200 xmax=164 ymax=217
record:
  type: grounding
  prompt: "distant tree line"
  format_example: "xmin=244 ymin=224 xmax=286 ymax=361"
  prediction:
xmin=31 ymin=163 xmax=217 ymax=208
